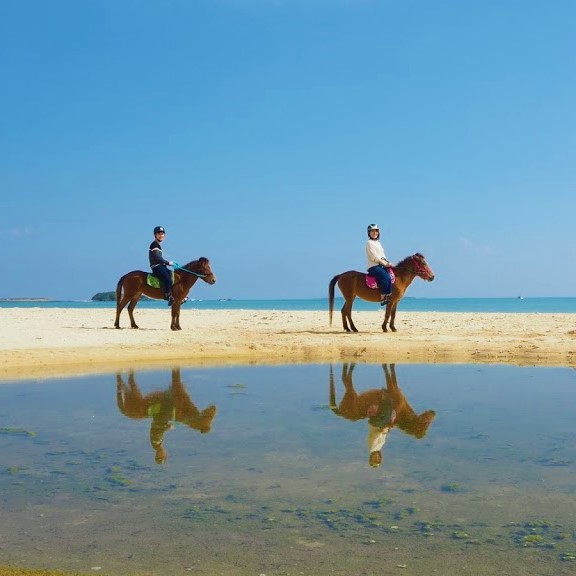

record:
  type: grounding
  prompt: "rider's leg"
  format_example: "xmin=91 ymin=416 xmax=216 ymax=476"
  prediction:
xmin=153 ymin=266 xmax=173 ymax=302
xmin=368 ymin=265 xmax=391 ymax=304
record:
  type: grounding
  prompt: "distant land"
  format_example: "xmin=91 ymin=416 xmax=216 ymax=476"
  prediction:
xmin=91 ymin=291 xmax=153 ymax=302
xmin=0 ymin=297 xmax=50 ymax=302
xmin=92 ymin=292 xmax=115 ymax=301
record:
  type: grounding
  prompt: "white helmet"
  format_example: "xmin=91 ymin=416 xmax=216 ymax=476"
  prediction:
xmin=367 ymin=223 xmax=380 ymax=237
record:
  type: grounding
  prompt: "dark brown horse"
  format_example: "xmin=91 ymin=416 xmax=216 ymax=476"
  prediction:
xmin=329 ymin=253 xmax=434 ymax=333
xmin=114 ymin=257 xmax=216 ymax=331
xmin=116 ymin=368 xmax=217 ymax=464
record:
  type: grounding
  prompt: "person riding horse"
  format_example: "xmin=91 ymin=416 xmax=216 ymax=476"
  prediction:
xmin=149 ymin=226 xmax=175 ymax=305
xmin=366 ymin=223 xmax=393 ymax=306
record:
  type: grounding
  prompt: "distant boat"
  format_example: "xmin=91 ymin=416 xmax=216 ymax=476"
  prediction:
xmin=517 ymin=296 xmax=524 ymax=300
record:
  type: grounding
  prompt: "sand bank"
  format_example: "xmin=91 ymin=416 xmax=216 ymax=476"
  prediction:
xmin=0 ymin=307 xmax=575 ymax=381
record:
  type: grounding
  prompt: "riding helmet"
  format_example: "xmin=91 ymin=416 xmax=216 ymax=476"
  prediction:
xmin=367 ymin=223 xmax=379 ymax=237
xmin=153 ymin=226 xmax=166 ymax=235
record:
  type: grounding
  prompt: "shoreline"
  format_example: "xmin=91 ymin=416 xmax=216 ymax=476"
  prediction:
xmin=1 ymin=308 xmax=575 ymax=381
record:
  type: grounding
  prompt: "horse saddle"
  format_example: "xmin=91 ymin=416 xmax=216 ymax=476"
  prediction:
xmin=147 ymin=271 xmax=175 ymax=289
xmin=365 ymin=268 xmax=396 ymax=289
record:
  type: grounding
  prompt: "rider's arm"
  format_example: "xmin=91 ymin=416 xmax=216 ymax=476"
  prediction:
xmin=149 ymin=241 xmax=170 ymax=267
xmin=366 ymin=240 xmax=389 ymax=267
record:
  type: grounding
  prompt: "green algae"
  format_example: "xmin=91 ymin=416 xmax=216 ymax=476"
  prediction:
xmin=0 ymin=427 xmax=36 ymax=438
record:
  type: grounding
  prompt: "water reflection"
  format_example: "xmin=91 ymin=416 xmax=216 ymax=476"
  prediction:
xmin=2 ymin=364 xmax=576 ymax=575
xmin=116 ymin=368 xmax=217 ymax=464
xmin=329 ymin=363 xmax=436 ymax=468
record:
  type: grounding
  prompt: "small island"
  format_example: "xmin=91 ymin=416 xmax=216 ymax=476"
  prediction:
xmin=91 ymin=291 xmax=153 ymax=302
xmin=92 ymin=292 xmax=116 ymax=301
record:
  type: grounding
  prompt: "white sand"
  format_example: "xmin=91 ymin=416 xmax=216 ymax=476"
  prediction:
xmin=0 ymin=307 xmax=575 ymax=381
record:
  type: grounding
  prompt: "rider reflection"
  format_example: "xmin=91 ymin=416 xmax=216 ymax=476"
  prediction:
xmin=116 ymin=368 xmax=217 ymax=464
xmin=329 ymin=363 xmax=435 ymax=468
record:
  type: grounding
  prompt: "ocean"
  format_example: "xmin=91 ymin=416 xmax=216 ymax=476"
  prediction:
xmin=1 ymin=297 xmax=576 ymax=313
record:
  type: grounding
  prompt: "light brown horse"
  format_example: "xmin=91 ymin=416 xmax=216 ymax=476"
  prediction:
xmin=329 ymin=253 xmax=434 ymax=333
xmin=114 ymin=257 xmax=216 ymax=331
xmin=116 ymin=368 xmax=217 ymax=464
xmin=329 ymin=363 xmax=436 ymax=467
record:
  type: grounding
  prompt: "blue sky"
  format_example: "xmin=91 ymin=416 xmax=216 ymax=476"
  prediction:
xmin=1 ymin=0 xmax=575 ymax=300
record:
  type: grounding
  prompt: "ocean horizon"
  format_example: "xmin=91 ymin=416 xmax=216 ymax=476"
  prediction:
xmin=1 ymin=296 xmax=576 ymax=314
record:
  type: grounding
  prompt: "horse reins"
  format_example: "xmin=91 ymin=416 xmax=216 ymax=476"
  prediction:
xmin=172 ymin=262 xmax=207 ymax=278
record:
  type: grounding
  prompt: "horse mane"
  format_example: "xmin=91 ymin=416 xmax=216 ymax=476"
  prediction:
xmin=394 ymin=254 xmax=421 ymax=269
xmin=182 ymin=257 xmax=210 ymax=270
xmin=394 ymin=256 xmax=412 ymax=268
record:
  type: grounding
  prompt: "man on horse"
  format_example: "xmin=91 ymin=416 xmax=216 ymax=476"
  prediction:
xmin=149 ymin=226 xmax=175 ymax=305
xmin=366 ymin=223 xmax=393 ymax=306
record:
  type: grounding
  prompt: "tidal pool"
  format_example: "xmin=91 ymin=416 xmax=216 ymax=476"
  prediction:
xmin=0 ymin=363 xmax=575 ymax=576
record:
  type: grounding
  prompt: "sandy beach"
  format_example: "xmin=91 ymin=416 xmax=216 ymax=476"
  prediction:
xmin=0 ymin=307 xmax=575 ymax=381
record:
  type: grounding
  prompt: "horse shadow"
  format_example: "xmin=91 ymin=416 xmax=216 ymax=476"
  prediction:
xmin=329 ymin=363 xmax=436 ymax=468
xmin=116 ymin=368 xmax=217 ymax=464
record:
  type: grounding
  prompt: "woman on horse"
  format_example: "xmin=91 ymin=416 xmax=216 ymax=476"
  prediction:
xmin=366 ymin=223 xmax=393 ymax=306
xmin=149 ymin=226 xmax=175 ymax=305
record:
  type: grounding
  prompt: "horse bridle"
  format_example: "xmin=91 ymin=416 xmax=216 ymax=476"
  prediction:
xmin=409 ymin=256 xmax=431 ymax=279
xmin=173 ymin=262 xmax=207 ymax=278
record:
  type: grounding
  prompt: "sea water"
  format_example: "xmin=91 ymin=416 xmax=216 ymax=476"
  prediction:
xmin=1 ymin=363 xmax=575 ymax=575
xmin=1 ymin=296 xmax=576 ymax=313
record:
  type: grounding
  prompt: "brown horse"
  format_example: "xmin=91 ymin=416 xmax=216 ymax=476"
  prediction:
xmin=329 ymin=253 xmax=434 ymax=333
xmin=114 ymin=257 xmax=216 ymax=331
xmin=329 ymin=363 xmax=436 ymax=467
xmin=116 ymin=368 xmax=217 ymax=464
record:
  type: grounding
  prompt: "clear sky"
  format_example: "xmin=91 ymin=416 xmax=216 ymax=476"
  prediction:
xmin=1 ymin=0 xmax=575 ymax=301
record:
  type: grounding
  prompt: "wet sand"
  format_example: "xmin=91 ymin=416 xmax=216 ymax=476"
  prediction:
xmin=0 ymin=307 xmax=575 ymax=381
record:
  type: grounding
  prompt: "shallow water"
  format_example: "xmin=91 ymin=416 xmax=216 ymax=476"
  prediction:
xmin=1 ymin=363 xmax=575 ymax=575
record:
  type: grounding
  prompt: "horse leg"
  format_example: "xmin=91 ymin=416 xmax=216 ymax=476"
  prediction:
xmin=381 ymin=303 xmax=389 ymax=332
xmin=389 ymin=302 xmax=399 ymax=332
xmin=342 ymin=362 xmax=356 ymax=390
xmin=127 ymin=298 xmax=140 ymax=329
xmin=340 ymin=302 xmax=351 ymax=332
xmin=171 ymin=302 xmax=182 ymax=330
xmin=345 ymin=297 xmax=359 ymax=333
xmin=114 ymin=293 xmax=131 ymax=329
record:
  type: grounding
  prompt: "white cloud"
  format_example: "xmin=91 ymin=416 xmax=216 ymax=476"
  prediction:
xmin=9 ymin=227 xmax=33 ymax=238
xmin=459 ymin=236 xmax=493 ymax=256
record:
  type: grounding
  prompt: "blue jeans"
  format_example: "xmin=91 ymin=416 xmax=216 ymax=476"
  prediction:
xmin=152 ymin=265 xmax=173 ymax=298
xmin=368 ymin=265 xmax=391 ymax=296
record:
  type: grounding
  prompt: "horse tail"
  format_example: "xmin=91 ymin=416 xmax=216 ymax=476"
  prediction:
xmin=328 ymin=274 xmax=341 ymax=326
xmin=116 ymin=274 xmax=125 ymax=305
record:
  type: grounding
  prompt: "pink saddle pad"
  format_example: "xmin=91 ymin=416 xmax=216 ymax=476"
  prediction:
xmin=365 ymin=275 xmax=378 ymax=289
xmin=365 ymin=269 xmax=395 ymax=289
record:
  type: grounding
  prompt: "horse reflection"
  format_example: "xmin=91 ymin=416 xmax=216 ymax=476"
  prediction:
xmin=329 ymin=363 xmax=435 ymax=468
xmin=116 ymin=368 xmax=217 ymax=464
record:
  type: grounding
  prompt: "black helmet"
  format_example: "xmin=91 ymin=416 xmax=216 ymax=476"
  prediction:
xmin=153 ymin=226 xmax=166 ymax=235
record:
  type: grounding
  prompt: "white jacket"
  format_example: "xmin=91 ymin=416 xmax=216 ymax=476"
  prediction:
xmin=366 ymin=239 xmax=388 ymax=270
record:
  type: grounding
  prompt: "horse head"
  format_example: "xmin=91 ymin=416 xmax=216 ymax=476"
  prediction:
xmin=183 ymin=257 xmax=217 ymax=285
xmin=410 ymin=253 xmax=435 ymax=281
xmin=397 ymin=409 xmax=436 ymax=439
